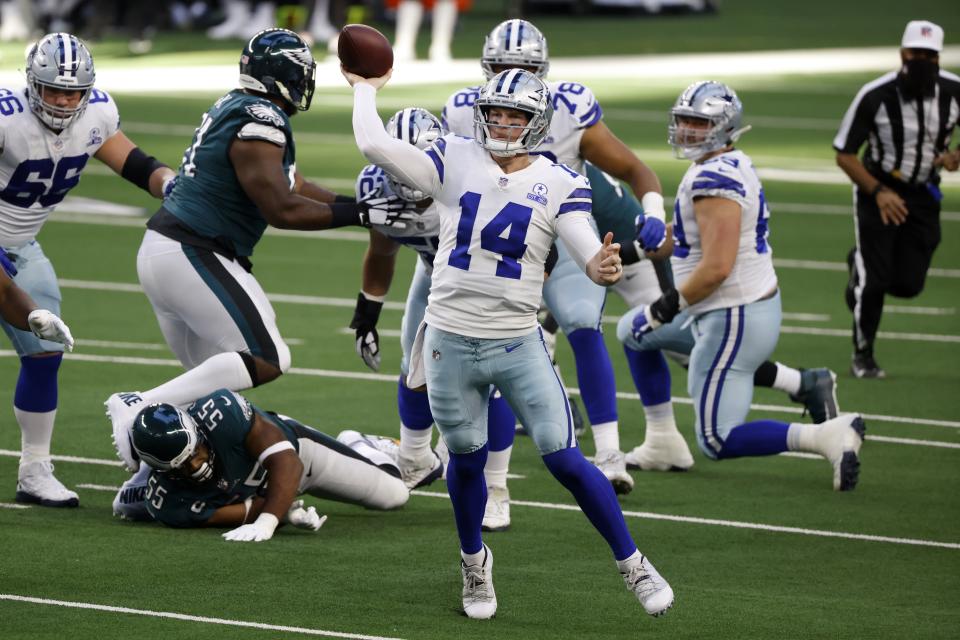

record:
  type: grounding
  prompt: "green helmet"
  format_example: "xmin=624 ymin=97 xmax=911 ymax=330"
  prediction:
xmin=239 ymin=28 xmax=316 ymax=112
xmin=131 ymin=403 xmax=214 ymax=482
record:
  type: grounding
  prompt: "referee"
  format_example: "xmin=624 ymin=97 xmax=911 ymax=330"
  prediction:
xmin=834 ymin=20 xmax=960 ymax=378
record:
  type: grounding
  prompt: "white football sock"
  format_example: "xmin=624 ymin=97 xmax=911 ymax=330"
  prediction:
xmin=615 ymin=548 xmax=642 ymax=571
xmin=428 ymin=0 xmax=456 ymax=61
xmin=786 ymin=422 xmax=819 ymax=453
xmin=592 ymin=420 xmax=620 ymax=451
xmin=772 ymin=362 xmax=802 ymax=395
xmin=484 ymin=445 xmax=512 ymax=489
xmin=16 ymin=407 xmax=56 ymax=467
xmin=393 ymin=0 xmax=423 ymax=61
xmin=462 ymin=546 xmax=485 ymax=566
xmin=141 ymin=352 xmax=253 ymax=407
xmin=642 ymin=401 xmax=681 ymax=437
xmin=400 ymin=424 xmax=433 ymax=458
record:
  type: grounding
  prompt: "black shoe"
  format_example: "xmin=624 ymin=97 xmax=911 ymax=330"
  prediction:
xmin=789 ymin=368 xmax=839 ymax=423
xmin=851 ymin=351 xmax=885 ymax=379
xmin=844 ymin=247 xmax=857 ymax=312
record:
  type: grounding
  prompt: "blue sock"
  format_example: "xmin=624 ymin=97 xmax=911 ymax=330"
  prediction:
xmin=717 ymin=420 xmax=791 ymax=459
xmin=487 ymin=393 xmax=516 ymax=453
xmin=397 ymin=376 xmax=433 ymax=429
xmin=542 ymin=447 xmax=636 ymax=560
xmin=15 ymin=354 xmax=62 ymax=412
xmin=567 ymin=328 xmax=617 ymax=424
xmin=446 ymin=446 xmax=489 ymax=554
xmin=623 ymin=346 xmax=671 ymax=407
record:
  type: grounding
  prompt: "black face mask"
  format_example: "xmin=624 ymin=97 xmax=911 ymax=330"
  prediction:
xmin=899 ymin=58 xmax=939 ymax=98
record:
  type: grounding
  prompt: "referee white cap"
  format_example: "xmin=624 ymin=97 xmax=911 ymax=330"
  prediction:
xmin=901 ymin=20 xmax=943 ymax=52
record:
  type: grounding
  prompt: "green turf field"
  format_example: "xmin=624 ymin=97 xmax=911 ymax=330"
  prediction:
xmin=1 ymin=23 xmax=959 ymax=640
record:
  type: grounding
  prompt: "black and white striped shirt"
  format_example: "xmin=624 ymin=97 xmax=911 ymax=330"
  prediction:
xmin=833 ymin=70 xmax=960 ymax=186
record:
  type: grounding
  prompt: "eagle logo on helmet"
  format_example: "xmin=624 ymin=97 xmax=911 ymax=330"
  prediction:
xmin=279 ymin=47 xmax=314 ymax=70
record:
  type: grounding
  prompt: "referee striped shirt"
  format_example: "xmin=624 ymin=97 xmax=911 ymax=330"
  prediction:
xmin=833 ymin=70 xmax=960 ymax=186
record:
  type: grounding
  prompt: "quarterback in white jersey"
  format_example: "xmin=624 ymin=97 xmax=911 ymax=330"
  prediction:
xmin=346 ymin=66 xmax=674 ymax=620
xmin=618 ymin=81 xmax=864 ymax=492
xmin=0 ymin=33 xmax=175 ymax=508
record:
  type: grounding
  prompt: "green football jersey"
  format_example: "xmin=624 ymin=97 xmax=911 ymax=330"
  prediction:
xmin=585 ymin=162 xmax=643 ymax=245
xmin=164 ymin=90 xmax=296 ymax=258
xmin=144 ymin=389 xmax=299 ymax=528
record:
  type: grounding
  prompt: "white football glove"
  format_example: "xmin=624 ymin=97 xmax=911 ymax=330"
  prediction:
xmin=222 ymin=513 xmax=279 ymax=542
xmin=358 ymin=195 xmax=417 ymax=229
xmin=355 ymin=328 xmax=381 ymax=371
xmin=27 ymin=309 xmax=74 ymax=351
xmin=284 ymin=499 xmax=327 ymax=531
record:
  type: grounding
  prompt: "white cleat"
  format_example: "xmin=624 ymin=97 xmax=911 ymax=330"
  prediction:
xmin=482 ymin=485 xmax=510 ymax=532
xmin=620 ymin=554 xmax=674 ymax=617
xmin=594 ymin=449 xmax=635 ymax=495
xmin=397 ymin=449 xmax=444 ymax=489
xmin=817 ymin=414 xmax=866 ymax=491
xmin=625 ymin=433 xmax=695 ymax=472
xmin=16 ymin=460 xmax=79 ymax=508
xmin=461 ymin=544 xmax=497 ymax=619
xmin=105 ymin=391 xmax=147 ymax=472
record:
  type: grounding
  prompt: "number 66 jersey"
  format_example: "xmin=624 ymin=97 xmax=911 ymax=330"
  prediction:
xmin=0 ymin=86 xmax=118 ymax=247
xmin=423 ymin=135 xmax=593 ymax=338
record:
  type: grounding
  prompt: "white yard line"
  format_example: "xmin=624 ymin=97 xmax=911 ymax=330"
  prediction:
xmin=3 ymin=350 xmax=959 ymax=432
xmin=0 ymin=595 xmax=406 ymax=640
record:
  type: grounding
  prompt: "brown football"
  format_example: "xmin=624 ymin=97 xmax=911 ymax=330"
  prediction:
xmin=337 ymin=24 xmax=394 ymax=79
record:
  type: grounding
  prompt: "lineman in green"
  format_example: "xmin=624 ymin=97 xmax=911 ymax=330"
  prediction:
xmin=118 ymin=388 xmax=409 ymax=541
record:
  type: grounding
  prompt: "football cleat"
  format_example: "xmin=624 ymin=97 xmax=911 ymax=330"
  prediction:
xmin=594 ymin=449 xmax=635 ymax=494
xmin=625 ymin=433 xmax=695 ymax=472
xmin=482 ymin=485 xmax=511 ymax=532
xmin=620 ymin=554 xmax=674 ymax=617
xmin=789 ymin=368 xmax=839 ymax=423
xmin=461 ymin=544 xmax=497 ymax=620
xmin=337 ymin=430 xmax=403 ymax=478
xmin=397 ymin=449 xmax=444 ymax=489
xmin=817 ymin=414 xmax=866 ymax=491
xmin=851 ymin=352 xmax=885 ymax=379
xmin=106 ymin=391 xmax=147 ymax=472
xmin=16 ymin=460 xmax=79 ymax=508
xmin=112 ymin=465 xmax=153 ymax=522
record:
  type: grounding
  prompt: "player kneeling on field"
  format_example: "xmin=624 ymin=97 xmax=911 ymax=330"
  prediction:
xmin=111 ymin=388 xmax=408 ymax=540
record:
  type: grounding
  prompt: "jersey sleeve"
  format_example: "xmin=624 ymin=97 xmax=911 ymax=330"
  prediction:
xmin=236 ymin=102 xmax=289 ymax=147
xmin=147 ymin=486 xmax=218 ymax=528
xmin=355 ymin=164 xmax=388 ymax=200
xmin=88 ymin=88 xmax=120 ymax=138
xmin=551 ymin=81 xmax=603 ymax=130
xmin=689 ymin=161 xmax=749 ymax=208
xmin=833 ymin=86 xmax=878 ymax=154
xmin=441 ymin=86 xmax=480 ymax=135
xmin=556 ymin=169 xmax=593 ymax=218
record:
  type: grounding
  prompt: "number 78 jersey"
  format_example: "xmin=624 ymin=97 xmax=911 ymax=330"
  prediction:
xmin=424 ymin=135 xmax=592 ymax=339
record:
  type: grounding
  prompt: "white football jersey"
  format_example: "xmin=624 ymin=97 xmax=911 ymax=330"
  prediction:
xmin=671 ymin=149 xmax=778 ymax=314
xmin=0 ymin=87 xmax=119 ymax=246
xmin=424 ymin=134 xmax=593 ymax=338
xmin=441 ymin=80 xmax=602 ymax=174
xmin=354 ymin=164 xmax=441 ymax=271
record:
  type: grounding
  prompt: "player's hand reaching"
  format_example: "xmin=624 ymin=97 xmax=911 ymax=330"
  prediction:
xmin=350 ymin=292 xmax=383 ymax=371
xmin=284 ymin=499 xmax=327 ymax=531
xmin=358 ymin=195 xmax=417 ymax=230
xmin=223 ymin=513 xmax=279 ymax=542
xmin=588 ymin=232 xmax=623 ymax=286
xmin=27 ymin=309 xmax=74 ymax=351
xmin=636 ymin=214 xmax=667 ymax=252
xmin=342 ymin=67 xmax=393 ymax=91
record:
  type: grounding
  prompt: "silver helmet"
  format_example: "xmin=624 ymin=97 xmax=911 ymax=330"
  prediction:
xmin=26 ymin=33 xmax=96 ymax=130
xmin=481 ymin=19 xmax=549 ymax=81
xmin=384 ymin=107 xmax=442 ymax=202
xmin=474 ymin=69 xmax=552 ymax=157
xmin=668 ymin=81 xmax=750 ymax=161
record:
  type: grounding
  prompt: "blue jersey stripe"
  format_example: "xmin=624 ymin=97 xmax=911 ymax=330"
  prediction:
xmin=567 ymin=188 xmax=592 ymax=200
xmin=578 ymin=102 xmax=602 ymax=127
xmin=435 ymin=137 xmax=447 ymax=156
xmin=425 ymin=148 xmax=444 ymax=183
xmin=558 ymin=201 xmax=592 ymax=214
xmin=692 ymin=170 xmax=746 ymax=197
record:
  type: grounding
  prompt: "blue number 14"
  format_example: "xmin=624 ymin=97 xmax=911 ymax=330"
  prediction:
xmin=448 ymin=191 xmax=533 ymax=280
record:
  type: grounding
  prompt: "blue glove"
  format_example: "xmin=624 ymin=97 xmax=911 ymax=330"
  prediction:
xmin=161 ymin=175 xmax=178 ymax=199
xmin=0 ymin=248 xmax=17 ymax=277
xmin=636 ymin=214 xmax=667 ymax=251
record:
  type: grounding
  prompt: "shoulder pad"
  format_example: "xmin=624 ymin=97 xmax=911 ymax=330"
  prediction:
xmin=237 ymin=121 xmax=286 ymax=146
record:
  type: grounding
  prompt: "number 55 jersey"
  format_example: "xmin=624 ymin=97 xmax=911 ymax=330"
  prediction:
xmin=0 ymin=86 xmax=118 ymax=246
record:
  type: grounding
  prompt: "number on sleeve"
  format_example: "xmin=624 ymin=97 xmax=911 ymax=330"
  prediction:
xmin=0 ymin=88 xmax=24 ymax=116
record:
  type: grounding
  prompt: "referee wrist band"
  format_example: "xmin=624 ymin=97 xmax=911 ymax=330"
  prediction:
xmin=870 ymin=183 xmax=886 ymax=197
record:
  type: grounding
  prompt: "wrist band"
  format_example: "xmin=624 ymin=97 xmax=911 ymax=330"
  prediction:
xmin=871 ymin=183 xmax=885 ymax=197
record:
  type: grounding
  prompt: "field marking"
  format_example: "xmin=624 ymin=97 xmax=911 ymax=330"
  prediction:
xmin=0 ymin=449 xmax=124 ymax=467
xmin=54 ymin=278 xmax=960 ymax=344
xmin=0 ymin=594 xmax=405 ymax=640
xmin=884 ymin=305 xmax=955 ymax=316
xmin=3 ymin=350 xmax=958 ymax=435
xmin=0 ymin=502 xmax=30 ymax=510
xmin=411 ymin=491 xmax=960 ymax=550
xmin=774 ymin=258 xmax=960 ymax=279
xmin=865 ymin=435 xmax=960 ymax=449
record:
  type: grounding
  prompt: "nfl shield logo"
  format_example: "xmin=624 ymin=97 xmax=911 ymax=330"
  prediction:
xmin=432 ymin=349 xmax=441 ymax=361
xmin=498 ymin=177 xmax=509 ymax=188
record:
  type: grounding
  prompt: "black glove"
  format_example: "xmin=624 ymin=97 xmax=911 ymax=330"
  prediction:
xmin=649 ymin=288 xmax=682 ymax=325
xmin=350 ymin=292 xmax=383 ymax=371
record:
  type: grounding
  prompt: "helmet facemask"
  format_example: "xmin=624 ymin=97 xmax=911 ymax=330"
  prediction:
xmin=384 ymin=107 xmax=442 ymax=201
xmin=25 ymin=33 xmax=96 ymax=130
xmin=474 ymin=69 xmax=552 ymax=157
xmin=481 ymin=19 xmax=550 ymax=81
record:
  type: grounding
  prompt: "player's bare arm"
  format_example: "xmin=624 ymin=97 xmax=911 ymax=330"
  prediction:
xmin=293 ymin=171 xmax=341 ymax=203
xmin=0 ymin=269 xmax=37 ymax=332
xmin=835 ymin=151 xmax=908 ymax=226
xmin=363 ymin=228 xmax=402 ymax=297
xmin=680 ymin=196 xmax=741 ymax=305
xmin=94 ymin=130 xmax=176 ymax=199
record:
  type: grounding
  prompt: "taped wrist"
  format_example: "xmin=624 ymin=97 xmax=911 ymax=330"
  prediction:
xmin=329 ymin=202 xmax=363 ymax=228
xmin=350 ymin=292 xmax=383 ymax=330
xmin=122 ymin=147 xmax=167 ymax=193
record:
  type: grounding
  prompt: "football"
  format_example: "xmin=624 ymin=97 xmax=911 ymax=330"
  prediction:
xmin=337 ymin=24 xmax=394 ymax=79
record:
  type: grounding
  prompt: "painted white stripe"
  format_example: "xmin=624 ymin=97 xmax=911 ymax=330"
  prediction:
xmin=0 ymin=502 xmax=30 ymax=510
xmin=775 ymin=258 xmax=960 ymax=279
xmin=411 ymin=491 xmax=960 ymax=550
xmin=865 ymin=435 xmax=960 ymax=449
xmin=3 ymin=350 xmax=958 ymax=432
xmin=779 ymin=451 xmax=821 ymax=459
xmin=884 ymin=305 xmax=955 ymax=316
xmin=0 ymin=449 xmax=125 ymax=467
xmin=779 ymin=325 xmax=960 ymax=344
xmin=76 ymin=483 xmax=121 ymax=491
xmin=0 ymin=595 xmax=406 ymax=640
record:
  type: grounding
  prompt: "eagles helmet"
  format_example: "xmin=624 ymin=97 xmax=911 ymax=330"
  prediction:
xmin=384 ymin=107 xmax=442 ymax=202
xmin=239 ymin=28 xmax=316 ymax=113
xmin=131 ymin=403 xmax=215 ymax=483
xmin=481 ymin=19 xmax=549 ymax=81
xmin=474 ymin=69 xmax=553 ymax=157
xmin=668 ymin=81 xmax=751 ymax=161
xmin=25 ymin=33 xmax=96 ymax=130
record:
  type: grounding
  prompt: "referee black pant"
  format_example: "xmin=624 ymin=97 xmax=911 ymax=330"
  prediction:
xmin=847 ymin=182 xmax=941 ymax=355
